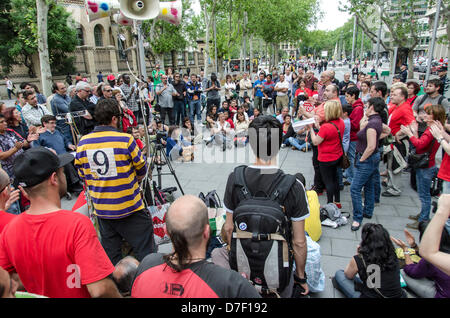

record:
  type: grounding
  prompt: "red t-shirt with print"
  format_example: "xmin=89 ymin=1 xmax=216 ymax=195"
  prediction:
xmin=0 ymin=210 xmax=115 ymax=298
xmin=317 ymin=118 xmax=345 ymax=162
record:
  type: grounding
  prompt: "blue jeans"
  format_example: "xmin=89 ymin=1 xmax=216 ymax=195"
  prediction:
xmin=337 ymin=167 xmax=344 ymax=187
xmin=189 ymin=99 xmax=202 ymax=122
xmin=416 ymin=166 xmax=438 ymax=222
xmin=334 ymin=270 xmax=362 ymax=298
xmin=351 ymin=152 xmax=380 ymax=224
xmin=284 ymin=137 xmax=309 ymax=151
xmin=173 ymin=99 xmax=185 ymax=126
xmin=344 ymin=141 xmax=357 ymax=183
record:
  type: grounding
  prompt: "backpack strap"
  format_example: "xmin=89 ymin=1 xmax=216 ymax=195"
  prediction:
xmin=269 ymin=174 xmax=297 ymax=205
xmin=234 ymin=165 xmax=252 ymax=201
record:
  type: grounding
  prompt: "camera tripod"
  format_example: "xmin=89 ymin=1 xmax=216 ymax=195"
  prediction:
xmin=147 ymin=141 xmax=184 ymax=195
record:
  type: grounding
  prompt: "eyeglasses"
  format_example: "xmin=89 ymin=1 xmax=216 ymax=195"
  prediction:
xmin=83 ymin=90 xmax=91 ymax=93
xmin=105 ymin=89 xmax=112 ymax=92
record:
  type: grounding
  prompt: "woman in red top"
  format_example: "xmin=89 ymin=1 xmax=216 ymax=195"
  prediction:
xmin=309 ymin=100 xmax=345 ymax=206
xmin=400 ymin=104 xmax=446 ymax=229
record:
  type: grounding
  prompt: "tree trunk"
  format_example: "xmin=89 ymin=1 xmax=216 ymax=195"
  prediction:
xmin=407 ymin=49 xmax=415 ymax=79
xmin=249 ymin=34 xmax=254 ymax=76
xmin=36 ymin=0 xmax=52 ymax=97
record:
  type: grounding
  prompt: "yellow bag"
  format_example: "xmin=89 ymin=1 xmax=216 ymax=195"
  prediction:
xmin=305 ymin=190 xmax=322 ymax=242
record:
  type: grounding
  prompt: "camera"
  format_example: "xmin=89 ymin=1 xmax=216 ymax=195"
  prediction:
xmin=155 ymin=130 xmax=168 ymax=144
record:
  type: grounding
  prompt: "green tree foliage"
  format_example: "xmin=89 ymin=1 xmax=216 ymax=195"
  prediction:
xmin=7 ymin=0 xmax=78 ymax=77
xmin=0 ymin=1 xmax=18 ymax=75
xmin=301 ymin=18 xmax=373 ymax=59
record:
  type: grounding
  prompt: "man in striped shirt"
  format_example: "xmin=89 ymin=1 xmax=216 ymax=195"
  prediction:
xmin=75 ymin=98 xmax=155 ymax=265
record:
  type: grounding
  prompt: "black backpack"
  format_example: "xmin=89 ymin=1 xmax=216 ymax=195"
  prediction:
xmin=229 ymin=165 xmax=297 ymax=295
xmin=199 ymin=190 xmax=222 ymax=208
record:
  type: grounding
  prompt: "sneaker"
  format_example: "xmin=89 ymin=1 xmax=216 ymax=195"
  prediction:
xmin=334 ymin=202 xmax=342 ymax=209
xmin=321 ymin=218 xmax=338 ymax=228
xmin=382 ymin=190 xmax=401 ymax=197
xmin=281 ymin=144 xmax=286 ymax=149
xmin=408 ymin=213 xmax=420 ymax=221
xmin=406 ymin=221 xmax=419 ymax=230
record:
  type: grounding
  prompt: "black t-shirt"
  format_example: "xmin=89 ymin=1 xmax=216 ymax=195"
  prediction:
xmin=223 ymin=166 xmax=310 ymax=222
xmin=131 ymin=253 xmax=261 ymax=298
xmin=354 ymin=254 xmax=404 ymax=298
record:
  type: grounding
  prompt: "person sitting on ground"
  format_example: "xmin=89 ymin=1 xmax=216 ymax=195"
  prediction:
xmin=0 ymin=147 xmax=121 ymax=298
xmin=206 ymin=105 xmax=218 ymax=129
xmin=242 ymin=101 xmax=253 ymax=118
xmin=233 ymin=112 xmax=249 ymax=147
xmin=391 ymin=221 xmax=450 ymax=298
xmin=131 ymin=195 xmax=261 ymax=298
xmin=249 ymin=108 xmax=261 ymax=122
xmin=165 ymin=125 xmax=192 ymax=161
xmin=333 ymin=223 xmax=406 ymax=298
xmin=126 ymin=126 xmax=145 ymax=153
xmin=281 ymin=114 xmax=310 ymax=152
xmin=233 ymin=105 xmax=249 ymax=124
xmin=209 ymin=112 xmax=233 ymax=151
xmin=21 ymin=90 xmax=52 ymax=128
xmin=112 ymin=256 xmax=140 ymax=297
xmin=223 ymin=110 xmax=235 ymax=130
xmin=276 ymin=107 xmax=290 ymax=124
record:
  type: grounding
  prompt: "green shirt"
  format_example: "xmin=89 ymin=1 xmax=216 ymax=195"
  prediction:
xmin=152 ymin=70 xmax=165 ymax=86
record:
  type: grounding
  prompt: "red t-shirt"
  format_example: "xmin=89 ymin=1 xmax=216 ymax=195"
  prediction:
xmin=438 ymin=152 xmax=450 ymax=182
xmin=0 ymin=210 xmax=114 ymax=298
xmin=388 ymin=102 xmax=415 ymax=136
xmin=317 ymin=118 xmax=345 ymax=162
xmin=226 ymin=118 xmax=235 ymax=129
xmin=0 ymin=210 xmax=16 ymax=234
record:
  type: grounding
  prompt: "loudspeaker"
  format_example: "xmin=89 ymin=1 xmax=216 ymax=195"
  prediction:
xmin=156 ymin=0 xmax=182 ymax=25
xmin=113 ymin=11 xmax=133 ymax=26
xmin=85 ymin=0 xmax=120 ymax=22
xmin=119 ymin=0 xmax=160 ymax=20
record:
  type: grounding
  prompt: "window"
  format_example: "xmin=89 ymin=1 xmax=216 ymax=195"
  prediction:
xmin=76 ymin=28 xmax=84 ymax=46
xmin=188 ymin=52 xmax=195 ymax=65
xmin=94 ymin=25 xmax=103 ymax=47
xmin=177 ymin=52 xmax=185 ymax=66
xmin=164 ymin=52 xmax=173 ymax=66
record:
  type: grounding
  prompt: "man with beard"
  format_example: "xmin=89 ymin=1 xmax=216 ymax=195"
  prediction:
xmin=0 ymin=147 xmax=120 ymax=298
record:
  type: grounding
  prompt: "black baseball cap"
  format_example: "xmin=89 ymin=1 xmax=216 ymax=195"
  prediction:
xmin=14 ymin=147 xmax=74 ymax=188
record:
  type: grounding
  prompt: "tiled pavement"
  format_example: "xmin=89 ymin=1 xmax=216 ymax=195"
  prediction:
xmin=86 ymin=143 xmax=425 ymax=298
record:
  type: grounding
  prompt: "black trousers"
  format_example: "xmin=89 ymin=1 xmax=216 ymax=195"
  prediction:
xmin=319 ymin=158 xmax=341 ymax=203
xmin=160 ymin=107 xmax=174 ymax=125
xmin=97 ymin=209 xmax=156 ymax=265
xmin=312 ymin=144 xmax=325 ymax=190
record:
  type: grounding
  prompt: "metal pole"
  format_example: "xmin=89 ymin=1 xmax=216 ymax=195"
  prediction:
xmin=243 ymin=11 xmax=247 ymax=73
xmin=135 ymin=21 xmax=148 ymax=80
xmin=375 ymin=6 xmax=383 ymax=73
xmin=425 ymin=0 xmax=442 ymax=83
xmin=351 ymin=16 xmax=357 ymax=63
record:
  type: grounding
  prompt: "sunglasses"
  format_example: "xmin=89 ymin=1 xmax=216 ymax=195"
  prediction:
xmin=105 ymin=89 xmax=112 ymax=92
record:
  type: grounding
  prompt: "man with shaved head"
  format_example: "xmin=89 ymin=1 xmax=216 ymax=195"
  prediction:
xmin=318 ymin=71 xmax=333 ymax=103
xmin=131 ymin=195 xmax=260 ymax=298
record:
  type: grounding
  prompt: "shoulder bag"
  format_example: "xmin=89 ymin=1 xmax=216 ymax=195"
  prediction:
xmin=408 ymin=139 xmax=435 ymax=170
xmin=330 ymin=122 xmax=350 ymax=170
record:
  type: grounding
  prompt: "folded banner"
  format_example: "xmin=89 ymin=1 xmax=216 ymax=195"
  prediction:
xmin=149 ymin=203 xmax=171 ymax=245
xmin=292 ymin=118 xmax=316 ymax=132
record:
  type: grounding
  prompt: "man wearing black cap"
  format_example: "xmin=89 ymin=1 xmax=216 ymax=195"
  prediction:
xmin=400 ymin=64 xmax=408 ymax=83
xmin=0 ymin=147 xmax=121 ymax=298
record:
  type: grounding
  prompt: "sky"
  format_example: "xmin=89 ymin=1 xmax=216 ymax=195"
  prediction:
xmin=191 ymin=0 xmax=351 ymax=32
xmin=316 ymin=0 xmax=351 ymax=31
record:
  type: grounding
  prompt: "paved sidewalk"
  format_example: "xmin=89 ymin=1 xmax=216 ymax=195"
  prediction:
xmin=103 ymin=143 xmax=423 ymax=298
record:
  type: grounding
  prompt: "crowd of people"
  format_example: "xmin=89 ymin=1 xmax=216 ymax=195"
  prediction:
xmin=0 ymin=57 xmax=449 ymax=299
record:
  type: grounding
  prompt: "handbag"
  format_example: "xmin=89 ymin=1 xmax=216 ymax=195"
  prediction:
xmin=408 ymin=140 xmax=435 ymax=170
xmin=330 ymin=122 xmax=350 ymax=170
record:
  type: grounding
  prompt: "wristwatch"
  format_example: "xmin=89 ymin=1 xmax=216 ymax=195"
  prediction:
xmin=294 ymin=273 xmax=307 ymax=285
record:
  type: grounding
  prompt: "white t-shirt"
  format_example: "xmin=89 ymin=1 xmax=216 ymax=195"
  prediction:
xmin=284 ymin=73 xmax=293 ymax=91
xmin=275 ymin=81 xmax=290 ymax=96
xmin=6 ymin=80 xmax=13 ymax=90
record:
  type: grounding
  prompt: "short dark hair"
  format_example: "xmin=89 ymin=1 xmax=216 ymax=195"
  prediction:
xmin=427 ymin=78 xmax=442 ymax=89
xmin=23 ymin=90 xmax=35 ymax=100
xmin=342 ymin=104 xmax=353 ymax=116
xmin=41 ymin=115 xmax=56 ymax=125
xmin=248 ymin=115 xmax=282 ymax=162
xmin=20 ymin=82 xmax=31 ymax=90
xmin=346 ymin=86 xmax=360 ymax=99
xmin=95 ymin=98 xmax=120 ymax=125
xmin=372 ymin=81 xmax=388 ymax=98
